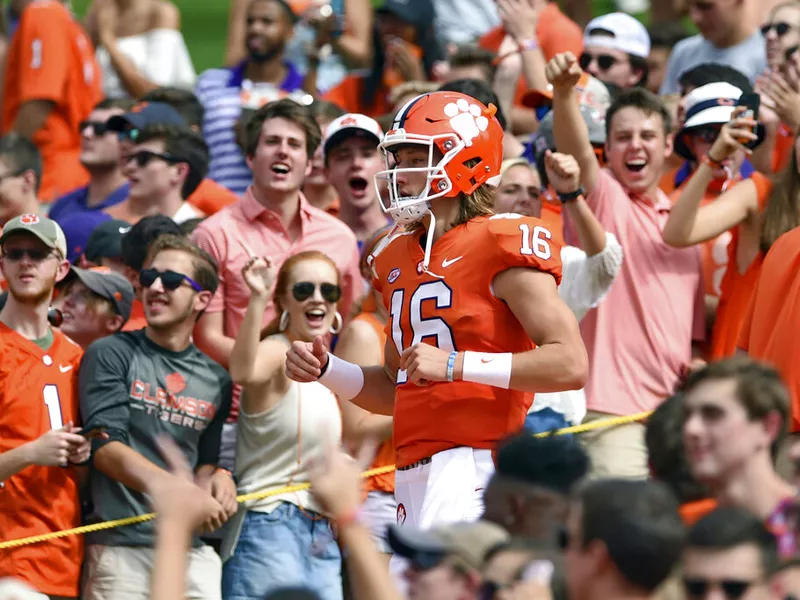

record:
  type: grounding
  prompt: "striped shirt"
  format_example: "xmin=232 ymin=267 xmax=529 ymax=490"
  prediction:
xmin=195 ymin=60 xmax=304 ymax=196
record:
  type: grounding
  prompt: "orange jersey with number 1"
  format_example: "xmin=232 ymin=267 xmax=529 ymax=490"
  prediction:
xmin=0 ymin=323 xmax=84 ymax=597
xmin=372 ymin=214 xmax=563 ymax=468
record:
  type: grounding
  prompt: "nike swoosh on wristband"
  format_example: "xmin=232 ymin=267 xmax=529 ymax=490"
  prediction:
xmin=442 ymin=256 xmax=463 ymax=268
xmin=481 ymin=358 xmax=494 ymax=364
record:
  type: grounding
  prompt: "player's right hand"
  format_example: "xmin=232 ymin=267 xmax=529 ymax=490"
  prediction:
xmin=285 ymin=336 xmax=329 ymax=382
xmin=27 ymin=423 xmax=87 ymax=467
xmin=545 ymin=52 xmax=582 ymax=91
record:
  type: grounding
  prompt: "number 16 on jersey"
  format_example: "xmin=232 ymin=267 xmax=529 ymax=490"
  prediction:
xmin=389 ymin=281 xmax=457 ymax=385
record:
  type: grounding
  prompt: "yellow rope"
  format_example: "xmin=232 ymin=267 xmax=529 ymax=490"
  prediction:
xmin=0 ymin=411 xmax=651 ymax=550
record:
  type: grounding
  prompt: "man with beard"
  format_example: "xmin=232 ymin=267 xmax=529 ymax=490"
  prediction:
xmin=196 ymin=0 xmax=304 ymax=195
xmin=79 ymin=235 xmax=235 ymax=599
xmin=0 ymin=214 xmax=92 ymax=598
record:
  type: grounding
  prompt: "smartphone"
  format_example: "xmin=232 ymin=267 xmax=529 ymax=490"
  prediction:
xmin=81 ymin=426 xmax=108 ymax=440
xmin=735 ymin=93 xmax=760 ymax=145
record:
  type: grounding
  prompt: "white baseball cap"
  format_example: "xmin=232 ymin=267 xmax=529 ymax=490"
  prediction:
xmin=584 ymin=12 xmax=651 ymax=59
xmin=323 ymin=113 xmax=383 ymax=158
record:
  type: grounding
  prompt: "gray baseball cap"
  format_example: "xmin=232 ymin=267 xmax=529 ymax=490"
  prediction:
xmin=0 ymin=214 xmax=68 ymax=257
xmin=63 ymin=266 xmax=135 ymax=322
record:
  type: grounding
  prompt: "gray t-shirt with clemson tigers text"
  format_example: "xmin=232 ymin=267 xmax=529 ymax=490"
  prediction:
xmin=79 ymin=329 xmax=232 ymax=547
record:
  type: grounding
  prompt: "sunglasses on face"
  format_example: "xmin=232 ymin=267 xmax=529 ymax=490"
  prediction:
xmin=689 ymin=126 xmax=722 ymax=144
xmin=579 ymin=52 xmax=618 ymax=71
xmin=762 ymin=22 xmax=794 ymax=37
xmin=126 ymin=150 xmax=180 ymax=168
xmin=2 ymin=247 xmax=58 ymax=262
xmin=80 ymin=120 xmax=111 ymax=136
xmin=292 ymin=281 xmax=342 ymax=303
xmin=139 ymin=268 xmax=204 ymax=292
xmin=683 ymin=577 xmax=756 ymax=599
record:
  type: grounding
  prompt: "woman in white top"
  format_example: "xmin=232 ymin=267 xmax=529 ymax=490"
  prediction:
xmin=495 ymin=152 xmax=623 ymax=432
xmin=222 ymin=250 xmax=345 ymax=600
xmin=86 ymin=0 xmax=196 ymax=98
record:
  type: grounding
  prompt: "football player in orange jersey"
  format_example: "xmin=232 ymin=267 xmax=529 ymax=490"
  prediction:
xmin=287 ymin=91 xmax=588 ymax=533
xmin=0 ymin=214 xmax=92 ymax=598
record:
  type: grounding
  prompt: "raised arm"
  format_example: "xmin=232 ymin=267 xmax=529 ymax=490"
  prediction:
xmin=547 ymin=53 xmax=600 ymax=194
xmin=662 ymin=107 xmax=760 ymax=247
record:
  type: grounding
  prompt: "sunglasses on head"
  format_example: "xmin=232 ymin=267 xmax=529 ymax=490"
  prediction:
xmin=762 ymin=22 xmax=794 ymax=37
xmin=80 ymin=120 xmax=111 ymax=136
xmin=683 ymin=577 xmax=755 ymax=599
xmin=126 ymin=150 xmax=180 ymax=168
xmin=2 ymin=247 xmax=58 ymax=262
xmin=139 ymin=268 xmax=204 ymax=292
xmin=579 ymin=52 xmax=618 ymax=71
xmin=292 ymin=281 xmax=341 ymax=303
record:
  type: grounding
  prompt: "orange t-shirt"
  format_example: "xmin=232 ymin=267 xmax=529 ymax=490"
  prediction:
xmin=738 ymin=225 xmax=800 ymax=432
xmin=323 ymin=75 xmax=391 ymax=119
xmin=709 ymin=175 xmax=772 ymax=360
xmin=122 ymin=299 xmax=147 ymax=332
xmin=351 ymin=304 xmax=395 ymax=494
xmin=187 ymin=178 xmax=239 ymax=216
xmin=1 ymin=1 xmax=102 ymax=202
xmin=372 ymin=215 xmax=562 ymax=467
xmin=0 ymin=324 xmax=84 ymax=596
xmin=479 ymin=3 xmax=583 ymax=107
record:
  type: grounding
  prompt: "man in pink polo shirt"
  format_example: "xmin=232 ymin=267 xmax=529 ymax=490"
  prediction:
xmin=548 ymin=52 xmax=705 ymax=479
xmin=191 ymin=98 xmax=360 ymax=467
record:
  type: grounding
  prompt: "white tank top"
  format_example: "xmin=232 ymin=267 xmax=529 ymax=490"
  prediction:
xmin=235 ymin=338 xmax=342 ymax=515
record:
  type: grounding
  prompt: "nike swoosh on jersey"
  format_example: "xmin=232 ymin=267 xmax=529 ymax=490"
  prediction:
xmin=441 ymin=256 xmax=463 ymax=268
xmin=59 ymin=365 xmax=73 ymax=372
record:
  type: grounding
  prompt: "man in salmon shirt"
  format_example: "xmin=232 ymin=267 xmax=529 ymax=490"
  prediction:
xmin=683 ymin=359 xmax=796 ymax=556
xmin=287 ymin=91 xmax=587 ymax=541
xmin=2 ymin=0 xmax=103 ymax=203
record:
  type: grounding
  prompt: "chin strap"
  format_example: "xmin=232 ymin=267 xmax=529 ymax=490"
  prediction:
xmin=367 ymin=211 xmax=445 ymax=281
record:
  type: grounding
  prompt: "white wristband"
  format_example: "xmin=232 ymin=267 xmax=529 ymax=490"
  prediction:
xmin=461 ymin=352 xmax=513 ymax=389
xmin=318 ymin=353 xmax=365 ymax=401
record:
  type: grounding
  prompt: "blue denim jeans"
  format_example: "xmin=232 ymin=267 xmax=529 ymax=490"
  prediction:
xmin=524 ymin=407 xmax=572 ymax=440
xmin=222 ymin=502 xmax=342 ymax=600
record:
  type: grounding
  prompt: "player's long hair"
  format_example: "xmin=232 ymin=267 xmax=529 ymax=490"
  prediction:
xmin=761 ymin=146 xmax=800 ymax=253
xmin=261 ymin=250 xmax=342 ymax=340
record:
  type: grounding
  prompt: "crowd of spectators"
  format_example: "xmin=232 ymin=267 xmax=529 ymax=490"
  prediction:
xmin=3 ymin=0 xmax=800 ymax=599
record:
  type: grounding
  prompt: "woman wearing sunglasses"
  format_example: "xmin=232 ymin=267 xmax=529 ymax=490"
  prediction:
xmin=222 ymin=250 xmax=345 ymax=600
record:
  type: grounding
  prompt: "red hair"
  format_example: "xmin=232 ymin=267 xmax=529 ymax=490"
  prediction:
xmin=261 ymin=250 xmax=341 ymax=339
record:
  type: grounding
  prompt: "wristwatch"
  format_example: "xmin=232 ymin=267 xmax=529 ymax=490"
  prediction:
xmin=557 ymin=186 xmax=585 ymax=203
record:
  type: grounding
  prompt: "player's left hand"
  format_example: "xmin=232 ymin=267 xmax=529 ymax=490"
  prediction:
xmin=208 ymin=469 xmax=238 ymax=519
xmin=400 ymin=343 xmax=453 ymax=386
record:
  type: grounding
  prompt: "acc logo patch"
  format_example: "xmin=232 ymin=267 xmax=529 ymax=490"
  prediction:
xmin=396 ymin=503 xmax=407 ymax=525
xmin=388 ymin=268 xmax=401 ymax=283
xmin=19 ymin=214 xmax=39 ymax=225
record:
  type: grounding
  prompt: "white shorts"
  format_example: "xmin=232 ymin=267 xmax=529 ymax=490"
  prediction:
xmin=362 ymin=490 xmax=397 ymax=553
xmin=389 ymin=447 xmax=494 ymax=586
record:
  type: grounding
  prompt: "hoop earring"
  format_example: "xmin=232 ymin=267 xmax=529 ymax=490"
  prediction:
xmin=279 ymin=310 xmax=290 ymax=332
xmin=330 ymin=311 xmax=343 ymax=334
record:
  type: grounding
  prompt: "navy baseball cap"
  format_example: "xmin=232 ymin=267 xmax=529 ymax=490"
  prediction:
xmin=106 ymin=102 xmax=186 ymax=134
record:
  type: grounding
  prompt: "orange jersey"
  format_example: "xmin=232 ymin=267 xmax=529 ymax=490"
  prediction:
xmin=0 ymin=324 xmax=84 ymax=596
xmin=351 ymin=307 xmax=395 ymax=494
xmin=187 ymin=178 xmax=238 ymax=216
xmin=1 ymin=1 xmax=102 ymax=202
xmin=372 ymin=215 xmax=563 ymax=468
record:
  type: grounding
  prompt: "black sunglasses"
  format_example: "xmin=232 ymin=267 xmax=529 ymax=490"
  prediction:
xmin=80 ymin=120 xmax=111 ymax=136
xmin=292 ymin=281 xmax=342 ymax=303
xmin=126 ymin=150 xmax=181 ymax=168
xmin=139 ymin=268 xmax=204 ymax=292
xmin=762 ymin=22 xmax=794 ymax=37
xmin=579 ymin=52 xmax=618 ymax=71
xmin=683 ymin=577 xmax=755 ymax=599
xmin=2 ymin=247 xmax=58 ymax=262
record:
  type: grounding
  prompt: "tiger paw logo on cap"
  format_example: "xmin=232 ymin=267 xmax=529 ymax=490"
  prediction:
xmin=19 ymin=214 xmax=39 ymax=225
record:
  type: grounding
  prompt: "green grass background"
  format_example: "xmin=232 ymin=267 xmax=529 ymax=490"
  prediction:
xmin=70 ymin=0 xmax=625 ymax=73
